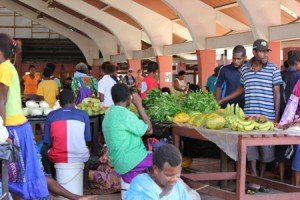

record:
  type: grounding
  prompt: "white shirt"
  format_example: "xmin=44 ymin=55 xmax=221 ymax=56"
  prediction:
xmin=98 ymin=75 xmax=116 ymax=107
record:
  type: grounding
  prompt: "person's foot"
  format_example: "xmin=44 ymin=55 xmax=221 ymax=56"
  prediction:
xmin=246 ymin=183 xmax=260 ymax=192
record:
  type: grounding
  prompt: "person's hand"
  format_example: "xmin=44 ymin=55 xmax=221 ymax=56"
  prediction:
xmin=6 ymin=138 xmax=12 ymax=144
xmin=132 ymin=93 xmax=143 ymax=108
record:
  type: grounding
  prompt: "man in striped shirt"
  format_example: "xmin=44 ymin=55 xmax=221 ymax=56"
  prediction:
xmin=219 ymin=39 xmax=283 ymax=192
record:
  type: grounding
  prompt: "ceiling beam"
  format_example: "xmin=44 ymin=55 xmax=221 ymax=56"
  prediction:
xmin=0 ymin=0 xmax=99 ymax=65
xmin=215 ymin=2 xmax=239 ymax=11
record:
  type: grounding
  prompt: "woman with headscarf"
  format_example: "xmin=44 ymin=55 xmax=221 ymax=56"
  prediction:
xmin=71 ymin=62 xmax=98 ymax=104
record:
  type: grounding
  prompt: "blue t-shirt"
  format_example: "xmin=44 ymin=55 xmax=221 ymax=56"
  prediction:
xmin=240 ymin=58 xmax=283 ymax=120
xmin=216 ymin=63 xmax=244 ymax=108
xmin=125 ymin=173 xmax=191 ymax=200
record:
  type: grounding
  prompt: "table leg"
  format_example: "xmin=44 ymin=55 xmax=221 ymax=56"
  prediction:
xmin=172 ymin=132 xmax=181 ymax=150
xmin=220 ymin=151 xmax=228 ymax=189
xmin=236 ymin=136 xmax=247 ymax=200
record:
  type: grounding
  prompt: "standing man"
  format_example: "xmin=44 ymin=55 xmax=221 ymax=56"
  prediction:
xmin=124 ymin=68 xmax=136 ymax=88
xmin=215 ymin=45 xmax=246 ymax=108
xmin=219 ymin=39 xmax=283 ymax=192
xmin=140 ymin=61 xmax=159 ymax=99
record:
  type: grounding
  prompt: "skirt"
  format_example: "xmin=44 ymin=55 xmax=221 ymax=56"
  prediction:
xmin=6 ymin=121 xmax=49 ymax=199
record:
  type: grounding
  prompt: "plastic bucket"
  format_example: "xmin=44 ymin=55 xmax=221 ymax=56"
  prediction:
xmin=121 ymin=178 xmax=130 ymax=200
xmin=54 ymin=163 xmax=84 ymax=200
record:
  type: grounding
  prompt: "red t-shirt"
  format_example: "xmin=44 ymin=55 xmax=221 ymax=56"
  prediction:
xmin=140 ymin=76 xmax=158 ymax=99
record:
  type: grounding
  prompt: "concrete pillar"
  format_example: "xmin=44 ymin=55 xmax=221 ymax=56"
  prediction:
xmin=196 ymin=50 xmax=216 ymax=89
xmin=156 ymin=55 xmax=173 ymax=89
xmin=268 ymin=41 xmax=281 ymax=67
xmin=127 ymin=59 xmax=141 ymax=78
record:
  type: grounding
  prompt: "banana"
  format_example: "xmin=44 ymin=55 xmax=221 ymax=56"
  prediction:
xmin=237 ymin=124 xmax=245 ymax=132
xmin=257 ymin=121 xmax=271 ymax=131
xmin=269 ymin=122 xmax=274 ymax=130
xmin=237 ymin=118 xmax=252 ymax=126
xmin=235 ymin=104 xmax=240 ymax=116
xmin=238 ymin=109 xmax=245 ymax=120
xmin=243 ymin=123 xmax=255 ymax=131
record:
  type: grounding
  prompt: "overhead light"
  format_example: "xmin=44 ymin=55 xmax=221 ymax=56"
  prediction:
xmin=47 ymin=0 xmax=55 ymax=9
xmin=36 ymin=11 xmax=44 ymax=20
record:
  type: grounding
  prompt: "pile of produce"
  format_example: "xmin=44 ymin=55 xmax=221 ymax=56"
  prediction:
xmin=22 ymin=100 xmax=61 ymax=116
xmin=184 ymin=91 xmax=219 ymax=113
xmin=224 ymin=104 xmax=274 ymax=132
xmin=144 ymin=90 xmax=185 ymax=122
xmin=76 ymin=98 xmax=105 ymax=116
xmin=143 ymin=90 xmax=218 ymax=122
xmin=171 ymin=103 xmax=274 ymax=132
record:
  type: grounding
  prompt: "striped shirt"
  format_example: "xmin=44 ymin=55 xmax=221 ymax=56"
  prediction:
xmin=240 ymin=59 xmax=283 ymax=120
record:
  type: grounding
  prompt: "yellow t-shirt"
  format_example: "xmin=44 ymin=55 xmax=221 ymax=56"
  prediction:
xmin=37 ymin=80 xmax=58 ymax=108
xmin=0 ymin=60 xmax=27 ymax=126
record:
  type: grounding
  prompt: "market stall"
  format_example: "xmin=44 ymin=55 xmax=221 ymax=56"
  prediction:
xmin=173 ymin=124 xmax=300 ymax=200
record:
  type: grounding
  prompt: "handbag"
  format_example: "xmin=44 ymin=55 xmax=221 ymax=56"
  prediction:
xmin=279 ymin=79 xmax=300 ymax=125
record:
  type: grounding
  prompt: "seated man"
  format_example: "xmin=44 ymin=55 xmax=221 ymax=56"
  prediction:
xmin=125 ymin=144 xmax=192 ymax=199
xmin=41 ymin=89 xmax=91 ymax=176
xmin=102 ymin=83 xmax=153 ymax=184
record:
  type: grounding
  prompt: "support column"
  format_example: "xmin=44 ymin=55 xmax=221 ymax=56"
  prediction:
xmin=196 ymin=50 xmax=216 ymax=89
xmin=156 ymin=55 xmax=173 ymax=89
xmin=127 ymin=59 xmax=141 ymax=78
xmin=268 ymin=41 xmax=281 ymax=67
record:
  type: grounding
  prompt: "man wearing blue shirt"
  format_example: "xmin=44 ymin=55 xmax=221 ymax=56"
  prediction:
xmin=215 ymin=45 xmax=246 ymax=109
xmin=219 ymin=39 xmax=283 ymax=192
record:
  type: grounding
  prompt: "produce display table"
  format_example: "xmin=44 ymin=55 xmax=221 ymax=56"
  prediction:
xmin=172 ymin=124 xmax=300 ymax=200
xmin=28 ymin=114 xmax=103 ymax=155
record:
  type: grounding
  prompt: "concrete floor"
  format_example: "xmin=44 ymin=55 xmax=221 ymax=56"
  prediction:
xmin=82 ymin=157 xmax=292 ymax=200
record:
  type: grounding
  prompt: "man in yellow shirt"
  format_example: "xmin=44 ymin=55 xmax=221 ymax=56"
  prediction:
xmin=37 ymin=67 xmax=58 ymax=108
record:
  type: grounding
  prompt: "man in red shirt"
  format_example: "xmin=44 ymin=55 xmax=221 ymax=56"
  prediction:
xmin=140 ymin=61 xmax=159 ymax=99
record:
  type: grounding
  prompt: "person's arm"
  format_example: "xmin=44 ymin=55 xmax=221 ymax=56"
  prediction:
xmin=218 ymin=86 xmax=244 ymax=105
xmin=0 ymin=83 xmax=8 ymax=124
xmin=273 ymin=85 xmax=281 ymax=123
xmin=132 ymin=93 xmax=153 ymax=135
xmin=215 ymin=86 xmax=222 ymax=101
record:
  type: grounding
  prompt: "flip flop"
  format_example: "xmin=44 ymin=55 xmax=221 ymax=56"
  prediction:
xmin=245 ymin=188 xmax=256 ymax=195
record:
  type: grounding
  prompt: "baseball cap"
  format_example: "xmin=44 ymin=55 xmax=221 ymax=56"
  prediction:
xmin=252 ymin=39 xmax=271 ymax=51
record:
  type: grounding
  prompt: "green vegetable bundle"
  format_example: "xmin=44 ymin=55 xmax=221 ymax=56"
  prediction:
xmin=184 ymin=91 xmax=219 ymax=113
xmin=146 ymin=92 xmax=185 ymax=122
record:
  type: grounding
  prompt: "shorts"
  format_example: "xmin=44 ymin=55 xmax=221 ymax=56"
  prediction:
xmin=247 ymin=146 xmax=275 ymax=163
xmin=121 ymin=153 xmax=152 ymax=184
xmin=292 ymin=145 xmax=300 ymax=171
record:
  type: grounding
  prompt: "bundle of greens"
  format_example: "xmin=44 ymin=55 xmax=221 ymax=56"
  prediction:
xmin=184 ymin=91 xmax=219 ymax=113
xmin=146 ymin=92 xmax=185 ymax=122
xmin=142 ymin=89 xmax=163 ymax=108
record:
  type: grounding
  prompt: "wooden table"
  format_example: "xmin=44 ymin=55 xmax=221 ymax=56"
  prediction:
xmin=172 ymin=125 xmax=300 ymax=200
xmin=28 ymin=114 xmax=103 ymax=155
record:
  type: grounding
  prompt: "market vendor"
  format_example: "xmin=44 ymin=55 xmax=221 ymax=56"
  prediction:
xmin=140 ymin=61 xmax=159 ymax=99
xmin=174 ymin=70 xmax=188 ymax=93
xmin=102 ymin=83 xmax=153 ymax=184
xmin=218 ymin=39 xmax=283 ymax=192
xmin=41 ymin=89 xmax=91 ymax=177
xmin=21 ymin=64 xmax=40 ymax=97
